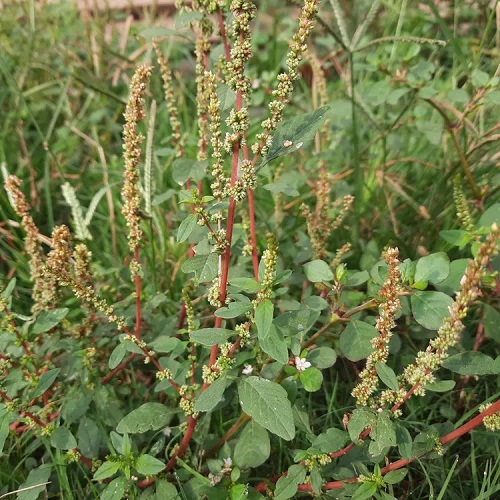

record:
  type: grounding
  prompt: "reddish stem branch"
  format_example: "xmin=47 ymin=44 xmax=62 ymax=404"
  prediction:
xmin=134 ymin=247 xmax=142 ymax=338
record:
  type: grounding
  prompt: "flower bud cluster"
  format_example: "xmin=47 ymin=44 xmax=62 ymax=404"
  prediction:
xmin=206 ymin=72 xmax=228 ymax=199
xmin=304 ymin=453 xmax=332 ymax=471
xmin=182 ymin=285 xmax=195 ymax=332
xmin=156 ymin=368 xmax=173 ymax=381
xmin=403 ymin=224 xmax=499 ymax=396
xmin=235 ymin=322 xmax=251 ymax=345
xmin=195 ymin=38 xmax=211 ymax=161
xmin=224 ymin=107 xmax=250 ymax=152
xmin=453 ymin=175 xmax=475 ymax=232
xmin=227 ymin=0 xmax=256 ymax=99
xmin=208 ymin=277 xmax=222 ymax=307
xmin=73 ymin=243 xmax=93 ymax=289
xmin=4 ymin=175 xmax=52 ymax=312
xmin=352 ymin=248 xmax=403 ymax=406
xmin=121 ymin=64 xmax=152 ymax=261
xmin=65 ymin=449 xmax=81 ymax=463
xmin=481 ymin=403 xmax=500 ymax=431
xmin=252 ymin=0 xmax=320 ymax=157
xmin=154 ymin=41 xmax=184 ymax=157
xmin=256 ymin=234 xmax=278 ymax=302
xmin=202 ymin=344 xmax=234 ymax=383
xmin=302 ymin=171 xmax=354 ymax=260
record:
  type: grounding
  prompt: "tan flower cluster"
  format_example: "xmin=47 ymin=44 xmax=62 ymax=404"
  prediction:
xmin=252 ymin=0 xmax=320 ymax=157
xmin=402 ymin=224 xmax=500 ymax=396
xmin=153 ymin=41 xmax=183 ymax=157
xmin=4 ymin=175 xmax=54 ymax=312
xmin=453 ymin=175 xmax=475 ymax=232
xmin=227 ymin=0 xmax=256 ymax=99
xmin=195 ymin=38 xmax=211 ymax=162
xmin=352 ymin=248 xmax=403 ymax=406
xmin=301 ymin=170 xmax=354 ymax=260
xmin=121 ymin=64 xmax=152 ymax=259
xmin=256 ymin=233 xmax=278 ymax=302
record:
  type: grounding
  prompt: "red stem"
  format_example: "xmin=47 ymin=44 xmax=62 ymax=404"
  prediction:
xmin=134 ymin=247 xmax=142 ymax=338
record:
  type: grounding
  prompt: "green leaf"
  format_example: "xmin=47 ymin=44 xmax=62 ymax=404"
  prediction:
xmin=189 ymin=328 xmax=233 ymax=346
xmin=311 ymin=428 xmax=349 ymax=453
xmin=411 ymin=291 xmax=454 ymax=330
xmin=215 ymin=301 xmax=252 ymax=319
xmin=384 ymin=469 xmax=408 ymax=485
xmin=181 ymin=253 xmax=218 ymax=282
xmin=303 ymin=260 xmax=334 ymax=282
xmin=439 ymin=230 xmax=473 ymax=248
xmin=194 ymin=376 xmax=228 ymax=412
xmin=273 ymin=307 xmax=320 ymax=337
xmin=274 ymin=464 xmax=307 ymax=500
xmin=414 ymin=252 xmax=450 ymax=285
xmin=0 ymin=409 xmax=10 ymax=455
xmin=177 ymin=214 xmax=197 ymax=243
xmin=260 ymin=325 xmax=289 ymax=364
xmin=1 ymin=278 xmax=16 ymax=300
xmin=369 ymin=412 xmax=396 ymax=456
xmin=261 ymin=106 xmax=331 ymax=168
xmin=308 ymin=347 xmax=337 ymax=369
xmin=352 ymin=482 xmax=378 ymax=500
xmin=435 ymin=259 xmax=468 ymax=296
xmin=339 ymin=320 xmax=378 ymax=361
xmin=50 ymin=426 xmax=77 ymax=450
xmin=16 ymin=464 xmax=52 ymax=500
xmin=150 ymin=337 xmax=184 ymax=354
xmin=77 ymin=417 xmax=101 ymax=458
xmin=238 ymin=377 xmax=295 ymax=440
xmin=230 ymin=277 xmax=261 ymax=292
xmin=426 ymin=380 xmax=456 ymax=392
xmin=31 ymin=368 xmax=61 ymax=399
xmin=32 ymin=308 xmax=69 ymax=334
xmin=255 ymin=299 xmax=274 ymax=339
xmin=396 ymin=425 xmax=413 ymax=459
xmin=347 ymin=408 xmax=376 ymax=442
xmin=116 ymin=403 xmax=173 ymax=434
xmin=471 ymin=69 xmax=489 ymax=87
xmin=136 ymin=454 xmax=165 ymax=475
xmin=171 ymin=158 xmax=207 ymax=185
xmin=441 ymin=351 xmax=497 ymax=375
xmin=109 ymin=343 xmax=127 ymax=370
xmin=347 ymin=270 xmax=370 ymax=286
xmin=303 ymin=296 xmax=329 ymax=311
xmin=483 ymin=304 xmax=500 ymax=342
xmin=375 ymin=362 xmax=399 ymax=391
xmin=299 ymin=367 xmax=323 ymax=392
xmin=478 ymin=203 xmax=500 ymax=228
xmin=94 ymin=461 xmax=121 ymax=481
xmin=263 ymin=172 xmax=304 ymax=197
xmin=234 ymin=421 xmax=270 ymax=469
xmin=101 ymin=476 xmax=127 ymax=500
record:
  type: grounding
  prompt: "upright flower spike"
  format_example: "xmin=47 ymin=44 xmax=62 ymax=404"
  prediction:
xmin=4 ymin=175 xmax=54 ymax=313
xmin=401 ymin=224 xmax=500 ymax=397
xmin=252 ymin=0 xmax=320 ymax=157
xmin=121 ymin=64 xmax=153 ymax=270
xmin=153 ymin=41 xmax=184 ymax=157
xmin=351 ymin=248 xmax=403 ymax=407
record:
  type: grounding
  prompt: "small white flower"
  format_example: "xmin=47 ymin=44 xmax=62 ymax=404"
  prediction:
xmin=242 ymin=364 xmax=253 ymax=375
xmin=163 ymin=426 xmax=172 ymax=437
xmin=223 ymin=457 xmax=233 ymax=468
xmin=252 ymin=78 xmax=260 ymax=89
xmin=284 ymin=140 xmax=293 ymax=148
xmin=295 ymin=356 xmax=311 ymax=372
